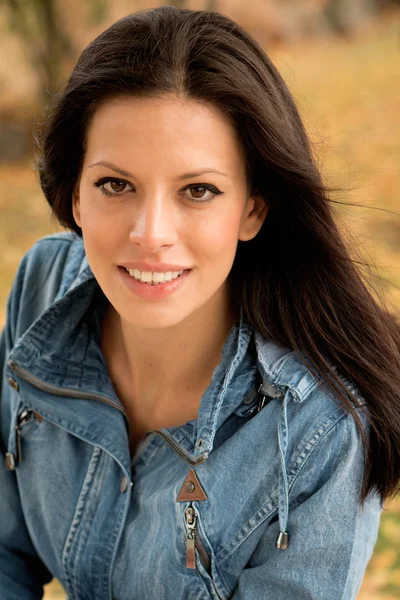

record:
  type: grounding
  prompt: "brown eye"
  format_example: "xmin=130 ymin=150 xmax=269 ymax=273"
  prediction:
xmin=190 ymin=185 xmax=207 ymax=199
xmin=94 ymin=177 xmax=134 ymax=197
xmin=109 ymin=180 xmax=127 ymax=193
xmin=192 ymin=185 xmax=206 ymax=198
xmin=182 ymin=183 xmax=222 ymax=204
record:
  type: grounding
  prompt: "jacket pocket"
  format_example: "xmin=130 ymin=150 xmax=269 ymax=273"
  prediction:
xmin=184 ymin=502 xmax=224 ymax=600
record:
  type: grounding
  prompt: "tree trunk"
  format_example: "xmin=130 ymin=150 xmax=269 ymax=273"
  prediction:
xmin=5 ymin=0 xmax=74 ymax=103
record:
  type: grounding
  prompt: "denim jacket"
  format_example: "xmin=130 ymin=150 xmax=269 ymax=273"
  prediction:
xmin=0 ymin=233 xmax=382 ymax=600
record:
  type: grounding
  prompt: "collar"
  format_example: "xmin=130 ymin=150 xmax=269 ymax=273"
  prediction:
xmin=6 ymin=255 xmax=318 ymax=477
xmin=6 ymin=247 xmax=324 ymax=552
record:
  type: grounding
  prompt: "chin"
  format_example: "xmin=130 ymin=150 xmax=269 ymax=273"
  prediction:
xmin=118 ymin=305 xmax=193 ymax=330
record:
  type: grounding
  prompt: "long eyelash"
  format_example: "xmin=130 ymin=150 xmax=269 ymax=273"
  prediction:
xmin=94 ymin=177 xmax=131 ymax=197
xmin=93 ymin=177 xmax=223 ymax=201
xmin=184 ymin=183 xmax=223 ymax=203
xmin=94 ymin=177 xmax=126 ymax=187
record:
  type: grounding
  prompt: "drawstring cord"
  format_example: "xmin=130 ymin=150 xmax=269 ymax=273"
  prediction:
xmin=257 ymin=378 xmax=289 ymax=550
xmin=276 ymin=389 xmax=289 ymax=550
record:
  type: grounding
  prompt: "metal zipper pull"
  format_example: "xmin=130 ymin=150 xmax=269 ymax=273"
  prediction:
xmin=257 ymin=380 xmax=267 ymax=412
xmin=183 ymin=505 xmax=222 ymax=598
xmin=184 ymin=504 xmax=213 ymax=576
xmin=5 ymin=453 xmax=16 ymax=471
xmin=15 ymin=410 xmax=33 ymax=464
xmin=256 ymin=380 xmax=284 ymax=412
xmin=185 ymin=505 xmax=197 ymax=569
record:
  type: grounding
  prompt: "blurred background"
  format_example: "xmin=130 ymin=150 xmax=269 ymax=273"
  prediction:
xmin=0 ymin=0 xmax=399 ymax=597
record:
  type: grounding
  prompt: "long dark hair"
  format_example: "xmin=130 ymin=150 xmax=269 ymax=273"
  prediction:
xmin=37 ymin=5 xmax=400 ymax=503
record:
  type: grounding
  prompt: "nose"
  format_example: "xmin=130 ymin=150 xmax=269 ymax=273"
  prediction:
xmin=128 ymin=194 xmax=178 ymax=253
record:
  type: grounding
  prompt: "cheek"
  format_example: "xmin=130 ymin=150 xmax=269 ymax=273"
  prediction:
xmin=80 ymin=210 xmax=109 ymax=245
xmin=201 ymin=210 xmax=241 ymax=257
xmin=77 ymin=191 xmax=125 ymax=246
xmin=78 ymin=205 xmax=120 ymax=269
xmin=188 ymin=211 xmax=241 ymax=286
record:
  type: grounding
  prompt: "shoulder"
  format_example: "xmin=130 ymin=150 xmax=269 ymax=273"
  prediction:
xmin=254 ymin=330 xmax=369 ymax=476
xmin=5 ymin=232 xmax=87 ymax=340
xmin=255 ymin=329 xmax=365 ymax=412
xmin=11 ymin=231 xmax=85 ymax=290
xmin=15 ymin=232 xmax=85 ymax=287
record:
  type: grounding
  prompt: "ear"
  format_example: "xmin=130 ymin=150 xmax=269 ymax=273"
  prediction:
xmin=72 ymin=181 xmax=82 ymax=228
xmin=238 ymin=193 xmax=268 ymax=242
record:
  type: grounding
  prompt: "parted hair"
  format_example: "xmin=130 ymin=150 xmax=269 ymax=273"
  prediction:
xmin=37 ymin=5 xmax=400 ymax=503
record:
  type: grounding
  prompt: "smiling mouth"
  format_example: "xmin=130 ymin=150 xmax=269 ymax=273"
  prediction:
xmin=122 ymin=266 xmax=190 ymax=285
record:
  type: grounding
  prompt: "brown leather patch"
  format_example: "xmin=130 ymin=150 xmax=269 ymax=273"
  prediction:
xmin=176 ymin=468 xmax=208 ymax=502
xmin=33 ymin=411 xmax=43 ymax=423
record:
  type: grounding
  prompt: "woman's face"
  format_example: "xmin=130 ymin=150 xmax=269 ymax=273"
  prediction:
xmin=73 ymin=94 xmax=268 ymax=329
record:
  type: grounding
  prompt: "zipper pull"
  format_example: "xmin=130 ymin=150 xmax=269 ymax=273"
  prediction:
xmin=5 ymin=453 xmax=16 ymax=471
xmin=15 ymin=410 xmax=32 ymax=464
xmin=185 ymin=505 xmax=197 ymax=569
xmin=257 ymin=380 xmax=267 ymax=413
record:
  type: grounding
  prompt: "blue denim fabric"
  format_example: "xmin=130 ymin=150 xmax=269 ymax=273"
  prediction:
xmin=0 ymin=233 xmax=382 ymax=600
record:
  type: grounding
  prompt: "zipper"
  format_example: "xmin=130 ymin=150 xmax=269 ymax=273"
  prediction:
xmin=7 ymin=360 xmax=129 ymax=422
xmin=185 ymin=503 xmax=211 ymax=573
xmin=185 ymin=503 xmax=223 ymax=599
xmin=8 ymin=360 xmax=264 ymax=465
xmin=8 ymin=363 xmax=216 ymax=578
xmin=15 ymin=409 xmax=34 ymax=463
xmin=5 ymin=359 xmax=130 ymax=470
xmin=7 ymin=360 xmax=207 ymax=467
xmin=152 ymin=430 xmax=207 ymax=466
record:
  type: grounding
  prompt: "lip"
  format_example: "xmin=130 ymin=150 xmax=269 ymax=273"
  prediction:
xmin=120 ymin=261 xmax=192 ymax=272
xmin=118 ymin=265 xmax=191 ymax=299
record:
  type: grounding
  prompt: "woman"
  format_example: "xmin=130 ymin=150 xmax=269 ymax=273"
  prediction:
xmin=1 ymin=5 xmax=399 ymax=599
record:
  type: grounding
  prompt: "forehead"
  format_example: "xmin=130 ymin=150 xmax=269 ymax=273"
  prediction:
xmin=83 ymin=94 xmax=246 ymax=176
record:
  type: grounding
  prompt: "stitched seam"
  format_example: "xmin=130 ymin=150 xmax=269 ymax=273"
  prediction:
xmin=205 ymin=328 xmax=251 ymax=451
xmin=217 ymin=501 xmax=279 ymax=563
xmin=195 ymin=504 xmax=232 ymax=598
xmin=286 ymin=407 xmax=346 ymax=486
xmin=286 ymin=412 xmax=348 ymax=493
xmin=217 ymin=409 xmax=348 ymax=564
xmin=61 ymin=445 xmax=103 ymax=596
xmin=15 ymin=404 xmax=129 ymax=474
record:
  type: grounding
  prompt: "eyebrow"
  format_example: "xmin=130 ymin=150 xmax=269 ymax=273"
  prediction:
xmin=88 ymin=161 xmax=229 ymax=180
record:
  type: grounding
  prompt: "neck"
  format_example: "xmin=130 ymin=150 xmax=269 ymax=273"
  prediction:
xmin=101 ymin=290 xmax=240 ymax=400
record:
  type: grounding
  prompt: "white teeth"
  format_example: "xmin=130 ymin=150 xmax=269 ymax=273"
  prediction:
xmin=140 ymin=271 xmax=153 ymax=283
xmin=152 ymin=272 xmax=165 ymax=283
xmin=125 ymin=268 xmax=185 ymax=284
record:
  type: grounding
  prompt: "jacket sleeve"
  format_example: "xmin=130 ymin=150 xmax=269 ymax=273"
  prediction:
xmin=0 ymin=249 xmax=56 ymax=599
xmin=230 ymin=410 xmax=382 ymax=600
